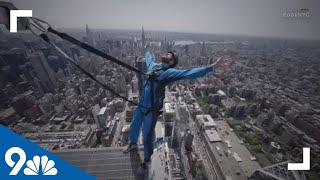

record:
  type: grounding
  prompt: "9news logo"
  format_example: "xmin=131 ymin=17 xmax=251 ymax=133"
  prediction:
xmin=4 ymin=147 xmax=58 ymax=176
xmin=0 ymin=125 xmax=95 ymax=180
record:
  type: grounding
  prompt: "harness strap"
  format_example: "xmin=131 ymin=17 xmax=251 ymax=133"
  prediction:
xmin=47 ymin=27 xmax=145 ymax=75
xmin=39 ymin=33 xmax=150 ymax=110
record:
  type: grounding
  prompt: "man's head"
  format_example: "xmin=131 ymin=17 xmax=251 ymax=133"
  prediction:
xmin=161 ymin=51 xmax=178 ymax=68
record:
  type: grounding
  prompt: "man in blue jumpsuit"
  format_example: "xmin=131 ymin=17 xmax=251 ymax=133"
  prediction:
xmin=123 ymin=46 xmax=232 ymax=174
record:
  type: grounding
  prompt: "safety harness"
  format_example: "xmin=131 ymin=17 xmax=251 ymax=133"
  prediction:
xmin=142 ymin=68 xmax=168 ymax=114
xmin=145 ymin=69 xmax=167 ymax=162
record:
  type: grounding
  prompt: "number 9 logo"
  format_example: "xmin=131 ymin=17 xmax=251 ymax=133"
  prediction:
xmin=5 ymin=147 xmax=26 ymax=175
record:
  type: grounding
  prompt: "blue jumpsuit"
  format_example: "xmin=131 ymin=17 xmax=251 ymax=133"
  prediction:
xmin=129 ymin=50 xmax=213 ymax=162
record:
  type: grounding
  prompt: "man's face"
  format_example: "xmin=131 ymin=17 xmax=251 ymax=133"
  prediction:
xmin=161 ymin=52 xmax=173 ymax=66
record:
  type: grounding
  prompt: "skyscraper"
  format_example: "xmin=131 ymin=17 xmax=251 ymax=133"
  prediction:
xmin=33 ymin=77 xmax=44 ymax=95
xmin=91 ymin=104 xmax=100 ymax=127
xmin=29 ymin=52 xmax=57 ymax=93
xmin=97 ymin=107 xmax=108 ymax=128
xmin=184 ymin=45 xmax=189 ymax=55
xmin=0 ymin=48 xmax=27 ymax=84
xmin=85 ymin=24 xmax=94 ymax=46
xmin=86 ymin=24 xmax=90 ymax=38
xmin=201 ymin=41 xmax=206 ymax=56
xmin=163 ymin=102 xmax=177 ymax=147
xmin=70 ymin=45 xmax=80 ymax=61
xmin=184 ymin=129 xmax=194 ymax=151
xmin=135 ymin=56 xmax=146 ymax=97
xmin=1 ymin=66 xmax=19 ymax=85
xmin=141 ymin=26 xmax=146 ymax=56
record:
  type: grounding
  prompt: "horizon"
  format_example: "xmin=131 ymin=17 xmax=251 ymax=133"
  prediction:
xmin=3 ymin=26 xmax=319 ymax=42
xmin=33 ymin=26 xmax=320 ymax=41
xmin=9 ymin=0 xmax=320 ymax=41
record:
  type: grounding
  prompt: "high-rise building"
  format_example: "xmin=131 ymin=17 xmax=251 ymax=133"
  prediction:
xmin=178 ymin=102 xmax=189 ymax=121
xmin=19 ymin=63 xmax=34 ymax=82
xmin=0 ymin=107 xmax=17 ymax=126
xmin=201 ymin=41 xmax=206 ymax=56
xmin=11 ymin=90 xmax=35 ymax=116
xmin=85 ymin=24 xmax=90 ymax=37
xmin=91 ymin=104 xmax=100 ymax=126
xmin=97 ymin=107 xmax=108 ymax=128
xmin=85 ymin=24 xmax=93 ymax=44
xmin=131 ymin=75 xmax=139 ymax=93
xmin=54 ymin=147 xmax=145 ymax=179
xmin=135 ymin=56 xmax=146 ymax=97
xmin=29 ymin=52 xmax=57 ymax=92
xmin=184 ymin=45 xmax=189 ymax=55
xmin=141 ymin=26 xmax=145 ymax=55
xmin=33 ymin=77 xmax=44 ymax=95
xmin=1 ymin=66 xmax=19 ymax=85
xmin=83 ymin=24 xmax=95 ymax=52
xmin=184 ymin=129 xmax=194 ymax=151
xmin=70 ymin=45 xmax=80 ymax=61
xmin=0 ymin=48 xmax=27 ymax=84
xmin=163 ymin=102 xmax=176 ymax=147
xmin=195 ymin=114 xmax=217 ymax=130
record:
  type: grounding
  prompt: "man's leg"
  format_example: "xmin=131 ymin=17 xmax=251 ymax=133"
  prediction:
xmin=142 ymin=111 xmax=157 ymax=163
xmin=137 ymin=111 xmax=158 ymax=175
xmin=123 ymin=107 xmax=143 ymax=153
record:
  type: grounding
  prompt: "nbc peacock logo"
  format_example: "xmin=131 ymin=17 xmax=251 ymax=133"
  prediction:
xmin=5 ymin=147 xmax=58 ymax=176
xmin=24 ymin=155 xmax=58 ymax=176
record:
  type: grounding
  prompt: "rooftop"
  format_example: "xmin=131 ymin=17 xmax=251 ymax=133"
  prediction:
xmin=196 ymin=114 xmax=216 ymax=128
xmin=155 ymin=121 xmax=164 ymax=140
xmin=98 ymin=107 xmax=107 ymax=115
xmin=52 ymin=115 xmax=70 ymax=122
xmin=53 ymin=143 xmax=183 ymax=180
xmin=164 ymin=102 xmax=176 ymax=113
xmin=204 ymin=135 xmax=247 ymax=180
xmin=0 ymin=107 xmax=15 ymax=118
xmin=53 ymin=147 xmax=145 ymax=180
xmin=205 ymin=129 xmax=222 ymax=142
xmin=216 ymin=121 xmax=261 ymax=177
xmin=217 ymin=90 xmax=226 ymax=96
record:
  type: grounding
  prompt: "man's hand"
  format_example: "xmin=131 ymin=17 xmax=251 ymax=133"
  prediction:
xmin=212 ymin=56 xmax=233 ymax=69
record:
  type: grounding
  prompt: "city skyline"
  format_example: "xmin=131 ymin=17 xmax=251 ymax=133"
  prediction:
xmin=0 ymin=3 xmax=320 ymax=179
xmin=8 ymin=0 xmax=320 ymax=40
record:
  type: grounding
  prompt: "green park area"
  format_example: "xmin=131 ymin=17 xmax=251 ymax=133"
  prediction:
xmin=228 ymin=121 xmax=274 ymax=167
xmin=196 ymin=95 xmax=209 ymax=113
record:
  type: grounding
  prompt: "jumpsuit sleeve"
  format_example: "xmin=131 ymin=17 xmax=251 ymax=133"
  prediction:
xmin=145 ymin=50 xmax=156 ymax=72
xmin=160 ymin=66 xmax=214 ymax=83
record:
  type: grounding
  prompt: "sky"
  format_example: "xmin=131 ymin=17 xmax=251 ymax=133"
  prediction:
xmin=8 ymin=0 xmax=320 ymax=39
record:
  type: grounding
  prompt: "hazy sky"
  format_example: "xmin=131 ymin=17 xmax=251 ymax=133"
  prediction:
xmin=8 ymin=0 xmax=320 ymax=39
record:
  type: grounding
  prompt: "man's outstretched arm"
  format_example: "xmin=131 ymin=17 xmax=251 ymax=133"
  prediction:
xmin=145 ymin=43 xmax=156 ymax=71
xmin=160 ymin=66 xmax=213 ymax=82
xmin=159 ymin=56 xmax=232 ymax=82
